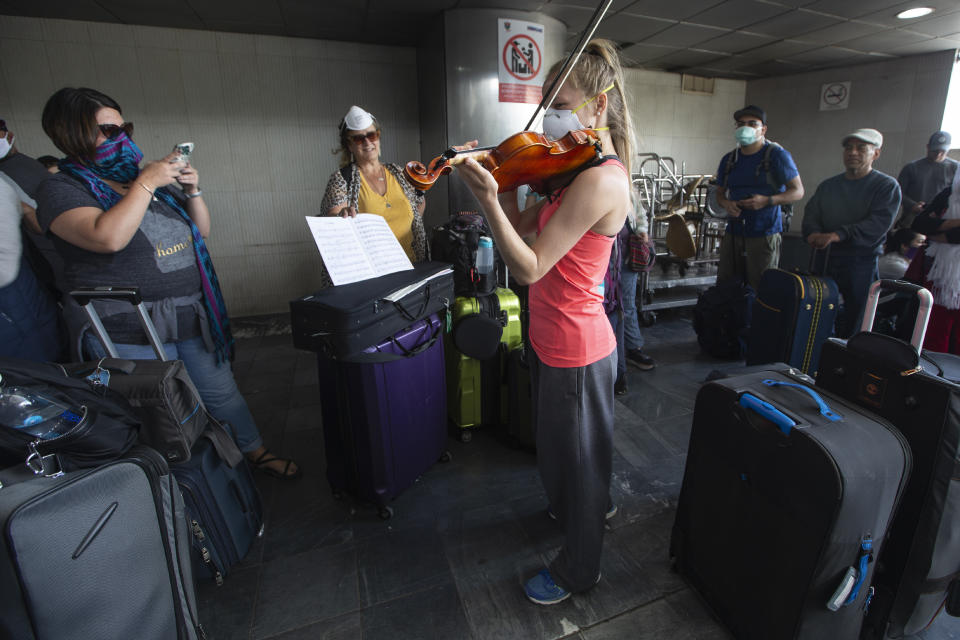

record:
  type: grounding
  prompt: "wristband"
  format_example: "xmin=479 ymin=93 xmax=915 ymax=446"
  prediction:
xmin=185 ymin=189 xmax=203 ymax=199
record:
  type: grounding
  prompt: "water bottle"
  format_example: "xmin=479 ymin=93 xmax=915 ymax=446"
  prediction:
xmin=476 ymin=236 xmax=495 ymax=292
xmin=0 ymin=376 xmax=76 ymax=439
xmin=476 ymin=236 xmax=494 ymax=275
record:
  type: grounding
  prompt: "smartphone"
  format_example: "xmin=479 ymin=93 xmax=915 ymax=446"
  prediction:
xmin=173 ymin=142 xmax=194 ymax=164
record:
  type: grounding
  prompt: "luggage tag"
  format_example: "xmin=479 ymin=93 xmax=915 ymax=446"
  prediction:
xmin=85 ymin=358 xmax=111 ymax=393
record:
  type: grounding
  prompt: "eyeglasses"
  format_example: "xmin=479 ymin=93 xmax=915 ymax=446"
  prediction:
xmin=98 ymin=122 xmax=134 ymax=140
xmin=348 ymin=130 xmax=380 ymax=145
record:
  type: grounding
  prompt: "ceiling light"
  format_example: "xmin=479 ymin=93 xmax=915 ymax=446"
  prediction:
xmin=896 ymin=7 xmax=934 ymax=19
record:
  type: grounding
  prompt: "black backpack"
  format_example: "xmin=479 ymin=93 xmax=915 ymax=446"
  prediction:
xmin=0 ymin=358 xmax=140 ymax=475
xmin=721 ymin=141 xmax=793 ymax=232
xmin=430 ymin=213 xmax=498 ymax=297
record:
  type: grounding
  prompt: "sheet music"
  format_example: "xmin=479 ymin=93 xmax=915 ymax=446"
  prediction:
xmin=353 ymin=214 xmax=414 ymax=276
xmin=304 ymin=214 xmax=413 ymax=286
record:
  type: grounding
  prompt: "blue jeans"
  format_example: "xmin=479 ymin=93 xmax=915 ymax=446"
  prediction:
xmin=825 ymin=254 xmax=879 ymax=339
xmin=83 ymin=334 xmax=263 ymax=453
xmin=620 ymin=268 xmax=645 ymax=352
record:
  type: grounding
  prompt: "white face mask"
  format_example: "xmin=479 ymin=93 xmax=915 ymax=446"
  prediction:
xmin=541 ymin=82 xmax=615 ymax=140
xmin=0 ymin=133 xmax=12 ymax=159
xmin=542 ymin=109 xmax=586 ymax=141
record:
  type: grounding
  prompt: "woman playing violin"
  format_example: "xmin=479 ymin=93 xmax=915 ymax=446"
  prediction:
xmin=456 ymin=39 xmax=634 ymax=606
xmin=321 ymin=106 xmax=427 ymax=263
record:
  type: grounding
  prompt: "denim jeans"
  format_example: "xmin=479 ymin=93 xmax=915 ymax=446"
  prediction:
xmin=83 ymin=334 xmax=263 ymax=453
xmin=825 ymin=253 xmax=879 ymax=339
xmin=619 ymin=268 xmax=645 ymax=352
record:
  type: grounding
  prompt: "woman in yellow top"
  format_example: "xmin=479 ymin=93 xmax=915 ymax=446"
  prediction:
xmin=321 ymin=105 xmax=427 ymax=262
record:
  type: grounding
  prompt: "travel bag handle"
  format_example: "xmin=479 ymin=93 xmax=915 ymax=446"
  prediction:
xmin=70 ymin=287 xmax=168 ymax=361
xmin=761 ymin=379 xmax=841 ymax=421
xmin=859 ymin=280 xmax=933 ymax=352
xmin=806 ymin=245 xmax=831 ymax=276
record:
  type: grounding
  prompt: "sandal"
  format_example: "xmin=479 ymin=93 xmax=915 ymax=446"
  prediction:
xmin=249 ymin=451 xmax=302 ymax=481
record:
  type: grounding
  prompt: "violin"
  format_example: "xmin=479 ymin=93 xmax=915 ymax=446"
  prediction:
xmin=404 ymin=129 xmax=602 ymax=195
xmin=404 ymin=0 xmax=614 ymax=197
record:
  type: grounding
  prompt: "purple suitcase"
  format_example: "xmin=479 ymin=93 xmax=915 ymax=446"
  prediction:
xmin=317 ymin=314 xmax=449 ymax=519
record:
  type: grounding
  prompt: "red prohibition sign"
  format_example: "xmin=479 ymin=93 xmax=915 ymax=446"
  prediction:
xmin=502 ymin=34 xmax=541 ymax=81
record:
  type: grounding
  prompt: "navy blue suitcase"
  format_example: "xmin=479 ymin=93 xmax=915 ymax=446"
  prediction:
xmin=172 ymin=434 xmax=263 ymax=584
xmin=746 ymin=266 xmax=839 ymax=375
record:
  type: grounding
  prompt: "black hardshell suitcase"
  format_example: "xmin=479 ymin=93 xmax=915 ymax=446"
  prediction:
xmin=746 ymin=253 xmax=839 ymax=374
xmin=0 ymin=446 xmax=203 ymax=640
xmin=672 ymin=368 xmax=910 ymax=640
xmin=816 ymin=280 xmax=960 ymax=638
xmin=290 ymin=261 xmax=454 ymax=360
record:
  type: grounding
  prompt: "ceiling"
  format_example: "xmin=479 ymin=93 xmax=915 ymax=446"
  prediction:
xmin=1 ymin=0 xmax=959 ymax=79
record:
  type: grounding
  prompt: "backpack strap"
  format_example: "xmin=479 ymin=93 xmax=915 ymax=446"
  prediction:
xmin=721 ymin=148 xmax=738 ymax=188
xmin=757 ymin=141 xmax=785 ymax=192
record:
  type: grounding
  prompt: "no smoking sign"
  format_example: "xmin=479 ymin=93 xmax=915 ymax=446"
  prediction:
xmin=819 ymin=81 xmax=851 ymax=111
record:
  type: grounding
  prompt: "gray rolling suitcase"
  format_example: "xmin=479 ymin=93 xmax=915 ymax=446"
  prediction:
xmin=0 ymin=446 xmax=204 ymax=640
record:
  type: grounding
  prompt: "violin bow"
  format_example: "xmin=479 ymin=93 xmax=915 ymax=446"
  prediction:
xmin=522 ymin=0 xmax=614 ymax=132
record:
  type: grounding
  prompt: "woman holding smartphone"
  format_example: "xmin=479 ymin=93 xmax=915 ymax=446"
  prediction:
xmin=35 ymin=87 xmax=299 ymax=481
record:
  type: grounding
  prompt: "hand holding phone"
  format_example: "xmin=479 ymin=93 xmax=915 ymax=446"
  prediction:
xmin=172 ymin=142 xmax=194 ymax=166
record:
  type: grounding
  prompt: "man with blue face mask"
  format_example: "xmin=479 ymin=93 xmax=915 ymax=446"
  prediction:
xmin=713 ymin=105 xmax=804 ymax=290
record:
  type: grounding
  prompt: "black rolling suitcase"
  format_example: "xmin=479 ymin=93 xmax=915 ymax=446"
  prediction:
xmin=0 ymin=446 xmax=204 ymax=640
xmin=672 ymin=368 xmax=910 ymax=640
xmin=746 ymin=249 xmax=839 ymax=375
xmin=72 ymin=287 xmax=263 ymax=585
xmin=816 ymin=280 xmax=960 ymax=638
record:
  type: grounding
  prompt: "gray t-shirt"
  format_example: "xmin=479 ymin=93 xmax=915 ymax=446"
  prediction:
xmin=897 ymin=156 xmax=959 ymax=211
xmin=36 ymin=172 xmax=203 ymax=343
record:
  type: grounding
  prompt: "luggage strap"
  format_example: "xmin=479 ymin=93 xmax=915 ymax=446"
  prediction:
xmin=340 ymin=321 xmax=441 ymax=364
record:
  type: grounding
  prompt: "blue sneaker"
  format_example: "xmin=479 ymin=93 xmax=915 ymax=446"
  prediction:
xmin=524 ymin=569 xmax=571 ymax=605
xmin=547 ymin=504 xmax=618 ymax=521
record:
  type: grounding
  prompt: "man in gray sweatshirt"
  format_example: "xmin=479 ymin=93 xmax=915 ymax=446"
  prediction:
xmin=802 ymin=128 xmax=901 ymax=338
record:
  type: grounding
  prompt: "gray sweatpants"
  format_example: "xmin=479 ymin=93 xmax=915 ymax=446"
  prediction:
xmin=530 ymin=347 xmax=617 ymax=592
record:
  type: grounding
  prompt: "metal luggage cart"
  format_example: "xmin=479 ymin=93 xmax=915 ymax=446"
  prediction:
xmin=632 ymin=156 xmax=721 ymax=326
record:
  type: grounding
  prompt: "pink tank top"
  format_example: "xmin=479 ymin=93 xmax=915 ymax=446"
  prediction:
xmin=528 ymin=158 xmax=625 ymax=367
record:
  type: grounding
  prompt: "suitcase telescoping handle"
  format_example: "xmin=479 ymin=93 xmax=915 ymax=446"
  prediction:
xmin=859 ymin=280 xmax=934 ymax=352
xmin=739 ymin=380 xmax=841 ymax=434
xmin=70 ymin=287 xmax=168 ymax=361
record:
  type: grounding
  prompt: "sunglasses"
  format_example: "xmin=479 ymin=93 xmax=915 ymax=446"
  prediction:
xmin=348 ymin=130 xmax=380 ymax=145
xmin=98 ymin=122 xmax=134 ymax=140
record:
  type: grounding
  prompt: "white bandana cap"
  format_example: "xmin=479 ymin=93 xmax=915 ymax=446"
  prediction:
xmin=344 ymin=105 xmax=374 ymax=131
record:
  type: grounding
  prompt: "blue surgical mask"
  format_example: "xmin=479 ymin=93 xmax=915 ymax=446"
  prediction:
xmin=734 ymin=126 xmax=759 ymax=146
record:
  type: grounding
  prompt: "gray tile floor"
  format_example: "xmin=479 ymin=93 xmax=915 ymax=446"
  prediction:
xmin=198 ymin=309 xmax=960 ymax=640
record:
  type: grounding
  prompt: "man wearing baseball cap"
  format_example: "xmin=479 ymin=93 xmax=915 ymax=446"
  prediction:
xmin=896 ymin=130 xmax=957 ymax=227
xmin=712 ymin=105 xmax=804 ymax=290
xmin=802 ymin=128 xmax=901 ymax=337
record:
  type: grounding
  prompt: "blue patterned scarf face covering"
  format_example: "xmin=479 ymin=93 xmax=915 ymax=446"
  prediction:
xmin=89 ymin=132 xmax=144 ymax=183
xmin=59 ymin=133 xmax=235 ymax=363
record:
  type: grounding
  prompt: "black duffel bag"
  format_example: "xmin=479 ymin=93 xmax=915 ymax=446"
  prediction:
xmin=0 ymin=357 xmax=139 ymax=475
xmin=693 ymin=280 xmax=754 ymax=359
